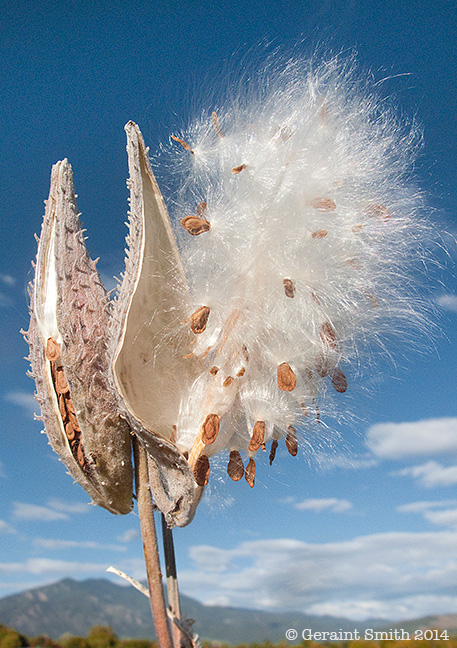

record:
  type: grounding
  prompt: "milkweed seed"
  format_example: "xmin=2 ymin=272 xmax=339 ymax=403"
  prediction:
xmin=223 ymin=376 xmax=234 ymax=387
xmin=320 ymin=322 xmax=337 ymax=349
xmin=181 ymin=215 xmax=211 ymax=236
xmin=245 ymin=458 xmax=256 ymax=487
xmin=190 ymin=306 xmax=210 ymax=334
xmin=249 ymin=421 xmax=265 ymax=453
xmin=366 ymin=203 xmax=391 ymax=221
xmin=58 ymin=393 xmax=67 ymax=419
xmin=311 ymin=197 xmax=336 ymax=211
xmin=227 ymin=450 xmax=244 ymax=481
xmin=68 ymin=410 xmax=80 ymax=431
xmin=170 ymin=425 xmax=177 ymax=444
xmin=232 ymin=164 xmax=246 ymax=174
xmin=331 ymin=368 xmax=348 ymax=393
xmin=315 ymin=353 xmax=332 ymax=378
xmin=277 ymin=362 xmax=297 ymax=391
xmin=209 ymin=366 xmax=219 ymax=375
xmin=196 ymin=202 xmax=207 ymax=216
xmin=283 ymin=278 xmax=296 ymax=298
xmin=285 ymin=426 xmax=298 ymax=456
xmin=201 ymin=413 xmax=220 ymax=445
xmin=237 ymin=367 xmax=245 ymax=377
xmin=242 ymin=344 xmax=249 ymax=362
xmin=46 ymin=338 xmax=60 ymax=362
xmin=193 ymin=454 xmax=210 ymax=486
xmin=65 ymin=421 xmax=76 ymax=441
xmin=55 ymin=368 xmax=69 ymax=394
xmin=171 ymin=135 xmax=194 ymax=154
xmin=212 ymin=112 xmax=223 ymax=138
xmin=77 ymin=442 xmax=86 ymax=467
xmin=312 ymin=229 xmax=328 ymax=239
xmin=65 ymin=395 xmax=75 ymax=415
xmin=269 ymin=439 xmax=278 ymax=465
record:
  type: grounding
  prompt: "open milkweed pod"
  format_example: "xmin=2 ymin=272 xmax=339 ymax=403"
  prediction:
xmin=25 ymin=160 xmax=133 ymax=515
xmin=110 ymin=121 xmax=204 ymax=526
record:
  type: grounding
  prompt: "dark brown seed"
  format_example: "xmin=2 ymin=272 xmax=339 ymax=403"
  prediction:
xmin=283 ymin=278 xmax=296 ymax=298
xmin=331 ymin=368 xmax=348 ymax=393
xmin=249 ymin=421 xmax=265 ymax=453
xmin=269 ymin=439 xmax=278 ymax=465
xmin=232 ymin=164 xmax=246 ymax=174
xmin=193 ymin=454 xmax=210 ymax=486
xmin=223 ymin=376 xmax=234 ymax=387
xmin=181 ymin=215 xmax=211 ymax=236
xmin=311 ymin=197 xmax=337 ymax=211
xmin=201 ymin=413 xmax=220 ymax=445
xmin=68 ymin=410 xmax=80 ymax=431
xmin=46 ymin=337 xmax=60 ymax=362
xmin=209 ymin=366 xmax=219 ymax=375
xmin=227 ymin=450 xmax=244 ymax=481
xmin=366 ymin=203 xmax=391 ymax=221
xmin=54 ymin=368 xmax=69 ymax=394
xmin=171 ymin=134 xmax=194 ymax=154
xmin=190 ymin=306 xmax=210 ymax=334
xmin=320 ymin=322 xmax=337 ymax=349
xmin=196 ymin=201 xmax=207 ymax=216
xmin=312 ymin=229 xmax=328 ymax=239
xmin=245 ymin=458 xmax=256 ymax=487
xmin=277 ymin=362 xmax=297 ymax=392
xmin=237 ymin=367 xmax=246 ymax=377
xmin=77 ymin=442 xmax=86 ymax=467
xmin=285 ymin=426 xmax=298 ymax=456
xmin=65 ymin=420 xmax=76 ymax=441
xmin=212 ymin=112 xmax=223 ymax=138
xmin=65 ymin=394 xmax=75 ymax=415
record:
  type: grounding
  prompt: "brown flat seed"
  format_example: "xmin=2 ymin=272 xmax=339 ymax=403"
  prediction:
xmin=181 ymin=215 xmax=211 ymax=236
xmin=269 ymin=439 xmax=278 ymax=465
xmin=201 ymin=413 xmax=220 ymax=445
xmin=237 ymin=367 xmax=246 ymax=377
xmin=366 ymin=203 xmax=391 ymax=221
xmin=55 ymin=368 xmax=69 ymax=394
xmin=196 ymin=201 xmax=207 ymax=216
xmin=245 ymin=458 xmax=256 ymax=488
xmin=58 ymin=393 xmax=67 ymax=419
xmin=46 ymin=338 xmax=60 ymax=362
xmin=193 ymin=454 xmax=210 ymax=486
xmin=68 ymin=410 xmax=80 ymax=431
xmin=249 ymin=421 xmax=265 ymax=453
xmin=212 ymin=112 xmax=223 ymax=138
xmin=311 ymin=197 xmax=337 ymax=211
xmin=242 ymin=344 xmax=249 ymax=362
xmin=320 ymin=322 xmax=337 ymax=349
xmin=190 ymin=306 xmax=210 ymax=334
xmin=232 ymin=164 xmax=246 ymax=174
xmin=277 ymin=362 xmax=297 ymax=392
xmin=312 ymin=229 xmax=328 ymax=239
xmin=283 ymin=278 xmax=296 ymax=298
xmin=171 ymin=134 xmax=194 ymax=154
xmin=223 ymin=376 xmax=234 ymax=387
xmin=77 ymin=442 xmax=86 ymax=467
xmin=65 ymin=394 xmax=75 ymax=415
xmin=209 ymin=366 xmax=219 ymax=375
xmin=65 ymin=420 xmax=76 ymax=441
xmin=227 ymin=450 xmax=244 ymax=481
xmin=331 ymin=368 xmax=348 ymax=393
xmin=285 ymin=426 xmax=298 ymax=456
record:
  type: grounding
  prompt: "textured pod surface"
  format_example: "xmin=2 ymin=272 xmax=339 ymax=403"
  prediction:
xmin=26 ymin=161 xmax=133 ymax=515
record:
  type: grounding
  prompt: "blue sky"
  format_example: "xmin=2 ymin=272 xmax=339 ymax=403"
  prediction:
xmin=1 ymin=0 xmax=457 ymax=625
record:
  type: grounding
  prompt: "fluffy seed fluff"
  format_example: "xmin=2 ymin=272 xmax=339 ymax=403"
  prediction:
xmin=152 ymin=53 xmax=434 ymax=478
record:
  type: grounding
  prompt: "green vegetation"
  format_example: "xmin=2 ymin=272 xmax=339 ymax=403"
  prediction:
xmin=0 ymin=623 xmax=456 ymax=648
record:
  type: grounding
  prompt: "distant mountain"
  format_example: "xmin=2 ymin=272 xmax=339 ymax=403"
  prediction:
xmin=0 ymin=578 xmax=454 ymax=643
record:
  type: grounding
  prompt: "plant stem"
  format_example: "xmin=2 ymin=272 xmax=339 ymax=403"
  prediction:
xmin=161 ymin=512 xmax=189 ymax=648
xmin=133 ymin=438 xmax=173 ymax=648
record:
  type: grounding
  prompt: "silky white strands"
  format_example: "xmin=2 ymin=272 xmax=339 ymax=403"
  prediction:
xmin=153 ymin=53 xmax=433 ymax=485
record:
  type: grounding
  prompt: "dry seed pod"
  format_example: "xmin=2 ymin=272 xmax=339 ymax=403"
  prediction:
xmin=277 ymin=362 xmax=297 ymax=391
xmin=227 ymin=450 xmax=244 ymax=481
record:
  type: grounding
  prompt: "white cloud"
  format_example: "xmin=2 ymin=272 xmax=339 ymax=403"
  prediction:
xmin=33 ymin=538 xmax=126 ymax=552
xmin=0 ymin=520 xmax=16 ymax=534
xmin=366 ymin=418 xmax=457 ymax=459
xmin=423 ymin=508 xmax=457 ymax=529
xmin=117 ymin=529 xmax=140 ymax=543
xmin=396 ymin=461 xmax=457 ymax=487
xmin=397 ymin=500 xmax=457 ymax=513
xmin=12 ymin=502 xmax=68 ymax=522
xmin=0 ymin=558 xmax=108 ymax=575
xmin=179 ymin=530 xmax=457 ymax=621
xmin=294 ymin=498 xmax=352 ymax=513
xmin=436 ymin=294 xmax=457 ymax=313
xmin=0 ymin=274 xmax=15 ymax=287
xmin=47 ymin=498 xmax=90 ymax=514
xmin=3 ymin=391 xmax=37 ymax=417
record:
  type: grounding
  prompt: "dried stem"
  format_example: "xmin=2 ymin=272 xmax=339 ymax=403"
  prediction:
xmin=133 ymin=438 xmax=173 ymax=648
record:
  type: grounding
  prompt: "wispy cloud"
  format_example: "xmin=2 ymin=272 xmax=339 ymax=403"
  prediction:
xmin=117 ymin=529 xmax=140 ymax=543
xmin=366 ymin=418 xmax=457 ymax=459
xmin=423 ymin=508 xmax=457 ymax=529
xmin=0 ymin=520 xmax=16 ymax=534
xmin=12 ymin=502 xmax=68 ymax=522
xmin=33 ymin=538 xmax=126 ymax=552
xmin=0 ymin=558 xmax=109 ymax=575
xmin=181 ymin=530 xmax=457 ymax=621
xmin=436 ymin=294 xmax=457 ymax=313
xmin=397 ymin=500 xmax=457 ymax=513
xmin=0 ymin=274 xmax=16 ymax=287
xmin=294 ymin=498 xmax=353 ymax=513
xmin=396 ymin=461 xmax=457 ymax=487
xmin=3 ymin=391 xmax=37 ymax=417
xmin=46 ymin=498 xmax=90 ymax=515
